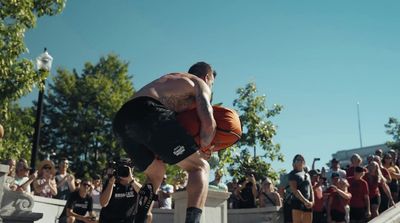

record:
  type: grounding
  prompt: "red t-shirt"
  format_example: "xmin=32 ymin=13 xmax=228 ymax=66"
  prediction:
xmin=348 ymin=177 xmax=369 ymax=208
xmin=346 ymin=166 xmax=355 ymax=178
xmin=330 ymin=191 xmax=350 ymax=213
xmin=313 ymin=184 xmax=324 ymax=212
xmin=346 ymin=166 xmax=368 ymax=178
xmin=364 ymin=173 xmax=380 ymax=198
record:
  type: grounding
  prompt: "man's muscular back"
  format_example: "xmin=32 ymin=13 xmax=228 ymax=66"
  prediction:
xmin=133 ymin=73 xmax=205 ymax=112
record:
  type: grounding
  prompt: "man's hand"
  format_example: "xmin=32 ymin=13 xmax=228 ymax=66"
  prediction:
xmin=83 ymin=216 xmax=97 ymax=223
xmin=304 ymin=200 xmax=313 ymax=209
xmin=199 ymin=145 xmax=215 ymax=160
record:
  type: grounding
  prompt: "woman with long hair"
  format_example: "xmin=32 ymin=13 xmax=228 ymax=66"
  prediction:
xmin=327 ymin=178 xmax=351 ymax=223
xmin=289 ymin=154 xmax=314 ymax=223
xmin=364 ymin=161 xmax=394 ymax=220
xmin=259 ymin=178 xmax=282 ymax=208
xmin=382 ymin=153 xmax=400 ymax=203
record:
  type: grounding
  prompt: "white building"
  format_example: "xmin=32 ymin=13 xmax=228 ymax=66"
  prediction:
xmin=331 ymin=144 xmax=390 ymax=168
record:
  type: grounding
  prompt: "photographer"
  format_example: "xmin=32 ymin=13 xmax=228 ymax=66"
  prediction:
xmin=99 ymin=159 xmax=142 ymax=223
xmin=237 ymin=173 xmax=258 ymax=209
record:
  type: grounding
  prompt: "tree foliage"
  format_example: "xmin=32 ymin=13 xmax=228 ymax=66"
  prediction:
xmin=40 ymin=54 xmax=134 ymax=178
xmin=385 ymin=117 xmax=400 ymax=151
xmin=0 ymin=0 xmax=66 ymax=117
xmin=227 ymin=82 xmax=284 ymax=182
xmin=0 ymin=103 xmax=35 ymax=161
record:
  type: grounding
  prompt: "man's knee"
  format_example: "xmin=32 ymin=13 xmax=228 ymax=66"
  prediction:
xmin=67 ymin=216 xmax=75 ymax=223
xmin=186 ymin=157 xmax=210 ymax=173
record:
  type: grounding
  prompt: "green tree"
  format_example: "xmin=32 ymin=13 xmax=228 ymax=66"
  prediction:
xmin=0 ymin=103 xmax=35 ymax=161
xmin=385 ymin=117 xmax=400 ymax=151
xmin=0 ymin=0 xmax=66 ymax=116
xmin=227 ymin=82 xmax=284 ymax=181
xmin=40 ymin=54 xmax=134 ymax=178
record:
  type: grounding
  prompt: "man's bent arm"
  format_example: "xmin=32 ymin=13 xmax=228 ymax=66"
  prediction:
xmin=100 ymin=177 xmax=115 ymax=207
xmin=193 ymin=79 xmax=216 ymax=148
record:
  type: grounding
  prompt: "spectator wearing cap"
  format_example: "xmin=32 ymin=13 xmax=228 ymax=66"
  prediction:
xmin=382 ymin=152 xmax=400 ymax=203
xmin=364 ymin=161 xmax=394 ymax=220
xmin=326 ymin=158 xmax=346 ymax=186
xmin=259 ymin=178 xmax=282 ymax=208
xmin=309 ymin=169 xmax=326 ymax=223
xmin=289 ymin=154 xmax=313 ymax=223
xmin=157 ymin=174 xmax=174 ymax=209
xmin=346 ymin=154 xmax=366 ymax=178
xmin=348 ymin=166 xmax=370 ymax=222
xmin=33 ymin=160 xmax=57 ymax=198
xmin=10 ymin=159 xmax=37 ymax=193
xmin=55 ymin=158 xmax=76 ymax=200
xmin=327 ymin=179 xmax=351 ymax=223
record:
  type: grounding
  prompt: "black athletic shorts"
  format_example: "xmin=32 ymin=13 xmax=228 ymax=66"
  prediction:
xmin=113 ymin=97 xmax=198 ymax=171
xmin=370 ymin=195 xmax=381 ymax=206
xmin=331 ymin=209 xmax=345 ymax=222
xmin=350 ymin=207 xmax=366 ymax=221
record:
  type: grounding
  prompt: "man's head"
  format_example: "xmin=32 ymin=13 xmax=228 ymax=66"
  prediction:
xmin=331 ymin=172 xmax=340 ymax=185
xmin=309 ymin=169 xmax=321 ymax=183
xmin=350 ymin=153 xmax=362 ymax=166
xmin=15 ymin=159 xmax=30 ymax=177
xmin=59 ymin=157 xmax=69 ymax=170
xmin=331 ymin=158 xmax=340 ymax=170
xmin=375 ymin=149 xmax=383 ymax=157
xmin=292 ymin=154 xmax=305 ymax=171
xmin=188 ymin=62 xmax=216 ymax=89
xmin=354 ymin=166 xmax=365 ymax=179
xmin=80 ymin=179 xmax=92 ymax=195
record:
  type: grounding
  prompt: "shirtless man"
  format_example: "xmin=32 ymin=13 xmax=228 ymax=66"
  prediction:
xmin=113 ymin=62 xmax=217 ymax=223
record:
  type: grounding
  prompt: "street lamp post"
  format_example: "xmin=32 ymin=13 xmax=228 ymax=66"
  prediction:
xmin=30 ymin=48 xmax=53 ymax=170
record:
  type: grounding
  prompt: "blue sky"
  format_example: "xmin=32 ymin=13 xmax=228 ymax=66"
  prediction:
xmin=21 ymin=0 xmax=400 ymax=173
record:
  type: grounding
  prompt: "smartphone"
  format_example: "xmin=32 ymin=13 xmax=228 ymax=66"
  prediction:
xmin=29 ymin=168 xmax=36 ymax=175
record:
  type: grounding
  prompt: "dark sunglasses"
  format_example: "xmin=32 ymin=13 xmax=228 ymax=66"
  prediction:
xmin=83 ymin=183 xmax=92 ymax=187
xmin=43 ymin=166 xmax=52 ymax=170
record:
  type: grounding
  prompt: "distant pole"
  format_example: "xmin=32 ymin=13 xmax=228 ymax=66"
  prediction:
xmin=357 ymin=102 xmax=363 ymax=148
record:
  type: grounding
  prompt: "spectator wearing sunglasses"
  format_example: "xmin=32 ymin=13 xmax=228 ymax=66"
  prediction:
xmin=33 ymin=160 xmax=57 ymax=198
xmin=59 ymin=179 xmax=97 ymax=223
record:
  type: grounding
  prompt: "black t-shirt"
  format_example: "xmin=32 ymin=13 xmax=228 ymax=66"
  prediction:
xmin=99 ymin=179 xmax=138 ymax=222
xmin=60 ymin=191 xmax=93 ymax=218
xmin=289 ymin=170 xmax=312 ymax=202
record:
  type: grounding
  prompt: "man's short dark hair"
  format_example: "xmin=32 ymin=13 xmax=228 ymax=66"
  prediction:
xmin=188 ymin=62 xmax=217 ymax=78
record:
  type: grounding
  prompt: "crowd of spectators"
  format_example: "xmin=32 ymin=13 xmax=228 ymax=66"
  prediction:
xmin=2 ymin=148 xmax=400 ymax=223
xmin=273 ymin=149 xmax=399 ymax=223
